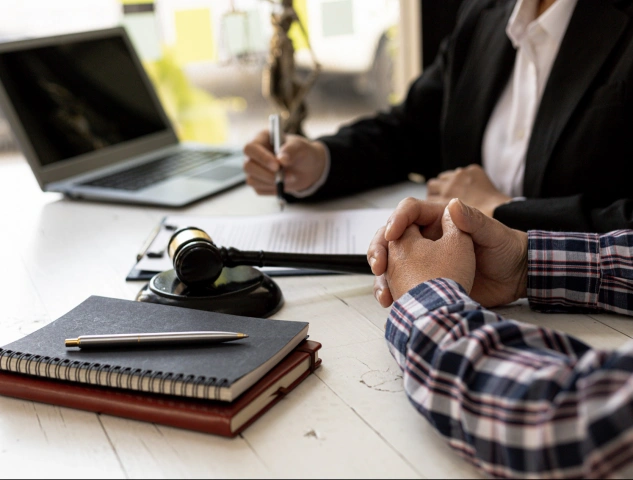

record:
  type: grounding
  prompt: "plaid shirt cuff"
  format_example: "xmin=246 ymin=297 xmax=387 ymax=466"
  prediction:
xmin=385 ymin=278 xmax=475 ymax=369
xmin=528 ymin=230 xmax=633 ymax=315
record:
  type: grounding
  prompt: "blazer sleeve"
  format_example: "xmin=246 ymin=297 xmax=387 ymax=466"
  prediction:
xmin=494 ymin=195 xmax=633 ymax=233
xmin=286 ymin=42 xmax=450 ymax=203
xmin=289 ymin=65 xmax=444 ymax=202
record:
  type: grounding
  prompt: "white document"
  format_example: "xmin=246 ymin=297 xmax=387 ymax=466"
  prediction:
xmin=132 ymin=208 xmax=393 ymax=276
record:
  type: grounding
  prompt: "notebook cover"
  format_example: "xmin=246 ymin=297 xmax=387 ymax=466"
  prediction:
xmin=0 ymin=296 xmax=309 ymax=402
xmin=0 ymin=340 xmax=321 ymax=437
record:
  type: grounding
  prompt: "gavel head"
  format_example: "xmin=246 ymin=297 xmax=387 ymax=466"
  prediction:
xmin=167 ymin=227 xmax=224 ymax=287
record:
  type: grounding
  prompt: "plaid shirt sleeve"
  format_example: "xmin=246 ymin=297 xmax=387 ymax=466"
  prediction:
xmin=528 ymin=230 xmax=633 ymax=315
xmin=385 ymin=230 xmax=633 ymax=479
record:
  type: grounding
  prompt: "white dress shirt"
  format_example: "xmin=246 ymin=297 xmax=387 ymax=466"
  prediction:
xmin=482 ymin=0 xmax=577 ymax=197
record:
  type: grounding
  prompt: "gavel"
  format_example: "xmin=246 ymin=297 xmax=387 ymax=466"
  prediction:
xmin=168 ymin=227 xmax=372 ymax=287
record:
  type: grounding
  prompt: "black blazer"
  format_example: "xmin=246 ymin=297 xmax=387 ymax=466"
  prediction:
xmin=302 ymin=0 xmax=633 ymax=233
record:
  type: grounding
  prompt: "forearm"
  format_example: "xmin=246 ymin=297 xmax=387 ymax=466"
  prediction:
xmin=310 ymin=123 xmax=431 ymax=201
xmin=386 ymin=278 xmax=633 ymax=478
xmin=527 ymin=230 xmax=633 ymax=315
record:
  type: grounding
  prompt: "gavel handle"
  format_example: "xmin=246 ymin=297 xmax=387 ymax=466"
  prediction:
xmin=221 ymin=248 xmax=372 ymax=275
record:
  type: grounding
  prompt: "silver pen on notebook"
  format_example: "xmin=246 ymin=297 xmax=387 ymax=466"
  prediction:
xmin=269 ymin=113 xmax=286 ymax=212
xmin=65 ymin=331 xmax=248 ymax=349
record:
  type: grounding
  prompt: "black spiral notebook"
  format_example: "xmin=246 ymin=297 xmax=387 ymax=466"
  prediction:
xmin=0 ymin=296 xmax=309 ymax=402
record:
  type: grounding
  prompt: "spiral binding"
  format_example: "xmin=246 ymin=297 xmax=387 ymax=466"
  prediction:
xmin=0 ymin=348 xmax=227 ymax=400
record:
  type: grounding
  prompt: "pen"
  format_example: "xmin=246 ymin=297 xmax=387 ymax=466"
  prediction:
xmin=269 ymin=113 xmax=286 ymax=212
xmin=136 ymin=223 xmax=162 ymax=262
xmin=65 ymin=331 xmax=249 ymax=349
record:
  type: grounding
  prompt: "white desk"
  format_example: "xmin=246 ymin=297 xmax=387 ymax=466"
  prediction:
xmin=1 ymin=152 xmax=632 ymax=479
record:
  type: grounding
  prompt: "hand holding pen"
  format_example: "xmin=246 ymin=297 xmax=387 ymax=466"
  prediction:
xmin=269 ymin=114 xmax=286 ymax=211
xmin=242 ymin=120 xmax=329 ymax=199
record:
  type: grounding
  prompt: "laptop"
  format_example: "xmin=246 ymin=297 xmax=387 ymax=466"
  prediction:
xmin=0 ymin=27 xmax=246 ymax=207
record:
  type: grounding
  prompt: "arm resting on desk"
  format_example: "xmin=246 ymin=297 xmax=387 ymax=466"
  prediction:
xmin=387 ymin=279 xmax=633 ymax=478
xmin=385 ymin=230 xmax=633 ymax=478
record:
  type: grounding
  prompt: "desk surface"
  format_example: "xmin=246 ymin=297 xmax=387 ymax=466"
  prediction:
xmin=1 ymin=152 xmax=632 ymax=479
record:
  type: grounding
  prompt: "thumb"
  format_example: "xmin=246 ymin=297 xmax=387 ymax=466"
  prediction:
xmin=440 ymin=203 xmax=472 ymax=251
xmin=439 ymin=202 xmax=476 ymax=293
xmin=440 ymin=203 xmax=462 ymax=238
xmin=447 ymin=198 xmax=509 ymax=248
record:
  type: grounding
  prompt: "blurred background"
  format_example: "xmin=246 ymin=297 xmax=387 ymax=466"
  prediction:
xmin=0 ymin=0 xmax=461 ymax=154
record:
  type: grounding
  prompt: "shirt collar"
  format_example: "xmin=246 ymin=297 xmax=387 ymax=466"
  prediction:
xmin=506 ymin=0 xmax=578 ymax=47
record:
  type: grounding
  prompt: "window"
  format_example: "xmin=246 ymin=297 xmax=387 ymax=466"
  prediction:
xmin=0 ymin=0 xmax=418 ymax=148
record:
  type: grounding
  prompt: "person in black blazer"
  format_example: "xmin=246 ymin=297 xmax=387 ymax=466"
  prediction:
xmin=243 ymin=0 xmax=633 ymax=233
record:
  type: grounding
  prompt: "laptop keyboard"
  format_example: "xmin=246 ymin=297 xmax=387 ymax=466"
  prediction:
xmin=81 ymin=150 xmax=234 ymax=191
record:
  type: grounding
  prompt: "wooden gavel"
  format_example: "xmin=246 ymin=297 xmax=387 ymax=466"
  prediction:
xmin=168 ymin=227 xmax=372 ymax=286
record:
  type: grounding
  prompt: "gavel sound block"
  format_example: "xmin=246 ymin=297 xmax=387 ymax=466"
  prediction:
xmin=135 ymin=227 xmax=372 ymax=318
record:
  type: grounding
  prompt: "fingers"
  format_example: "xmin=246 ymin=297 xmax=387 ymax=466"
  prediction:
xmin=425 ymin=177 xmax=443 ymax=196
xmin=243 ymin=130 xmax=280 ymax=172
xmin=244 ymin=149 xmax=277 ymax=195
xmin=428 ymin=166 xmax=479 ymax=196
xmin=383 ymin=197 xmax=446 ymax=241
xmin=245 ymin=177 xmax=276 ymax=195
xmin=447 ymin=198 xmax=510 ymax=248
xmin=277 ymin=134 xmax=304 ymax=168
xmin=437 ymin=167 xmax=461 ymax=179
xmin=399 ymin=223 xmax=425 ymax=242
xmin=439 ymin=203 xmax=471 ymax=247
xmin=244 ymin=155 xmax=275 ymax=183
xmin=244 ymin=131 xmax=308 ymax=195
xmin=367 ymin=225 xmax=388 ymax=276
xmin=373 ymin=274 xmax=394 ymax=308
xmin=440 ymin=203 xmax=460 ymax=236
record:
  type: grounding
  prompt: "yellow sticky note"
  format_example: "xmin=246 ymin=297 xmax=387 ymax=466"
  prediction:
xmin=174 ymin=8 xmax=216 ymax=65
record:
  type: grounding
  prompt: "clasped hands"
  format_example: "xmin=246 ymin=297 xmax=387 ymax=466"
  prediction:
xmin=367 ymin=197 xmax=528 ymax=308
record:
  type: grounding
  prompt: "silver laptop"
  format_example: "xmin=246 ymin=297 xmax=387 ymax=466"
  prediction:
xmin=0 ymin=26 xmax=246 ymax=207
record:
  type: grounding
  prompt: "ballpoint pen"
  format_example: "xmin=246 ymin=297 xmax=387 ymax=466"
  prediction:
xmin=136 ymin=223 xmax=162 ymax=261
xmin=269 ymin=113 xmax=286 ymax=212
xmin=65 ymin=331 xmax=249 ymax=349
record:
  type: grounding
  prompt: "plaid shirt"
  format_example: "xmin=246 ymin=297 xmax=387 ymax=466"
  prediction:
xmin=386 ymin=230 xmax=633 ymax=478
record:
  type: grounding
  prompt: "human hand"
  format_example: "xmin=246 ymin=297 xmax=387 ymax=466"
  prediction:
xmin=369 ymin=197 xmax=528 ymax=308
xmin=242 ymin=130 xmax=328 ymax=196
xmin=368 ymin=197 xmax=446 ymax=273
xmin=426 ymin=164 xmax=512 ymax=217
xmin=449 ymin=199 xmax=528 ymax=306
xmin=381 ymin=206 xmax=476 ymax=302
xmin=368 ymin=199 xmax=450 ymax=307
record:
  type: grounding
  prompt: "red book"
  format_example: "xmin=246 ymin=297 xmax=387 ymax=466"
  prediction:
xmin=0 ymin=340 xmax=321 ymax=437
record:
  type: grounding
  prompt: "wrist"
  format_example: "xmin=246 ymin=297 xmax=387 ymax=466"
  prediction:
xmin=484 ymin=194 xmax=513 ymax=217
xmin=312 ymin=140 xmax=328 ymax=180
xmin=289 ymin=141 xmax=330 ymax=198
xmin=515 ymin=231 xmax=529 ymax=299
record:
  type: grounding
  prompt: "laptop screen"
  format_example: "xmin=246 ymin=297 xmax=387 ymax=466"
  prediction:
xmin=0 ymin=32 xmax=169 ymax=167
